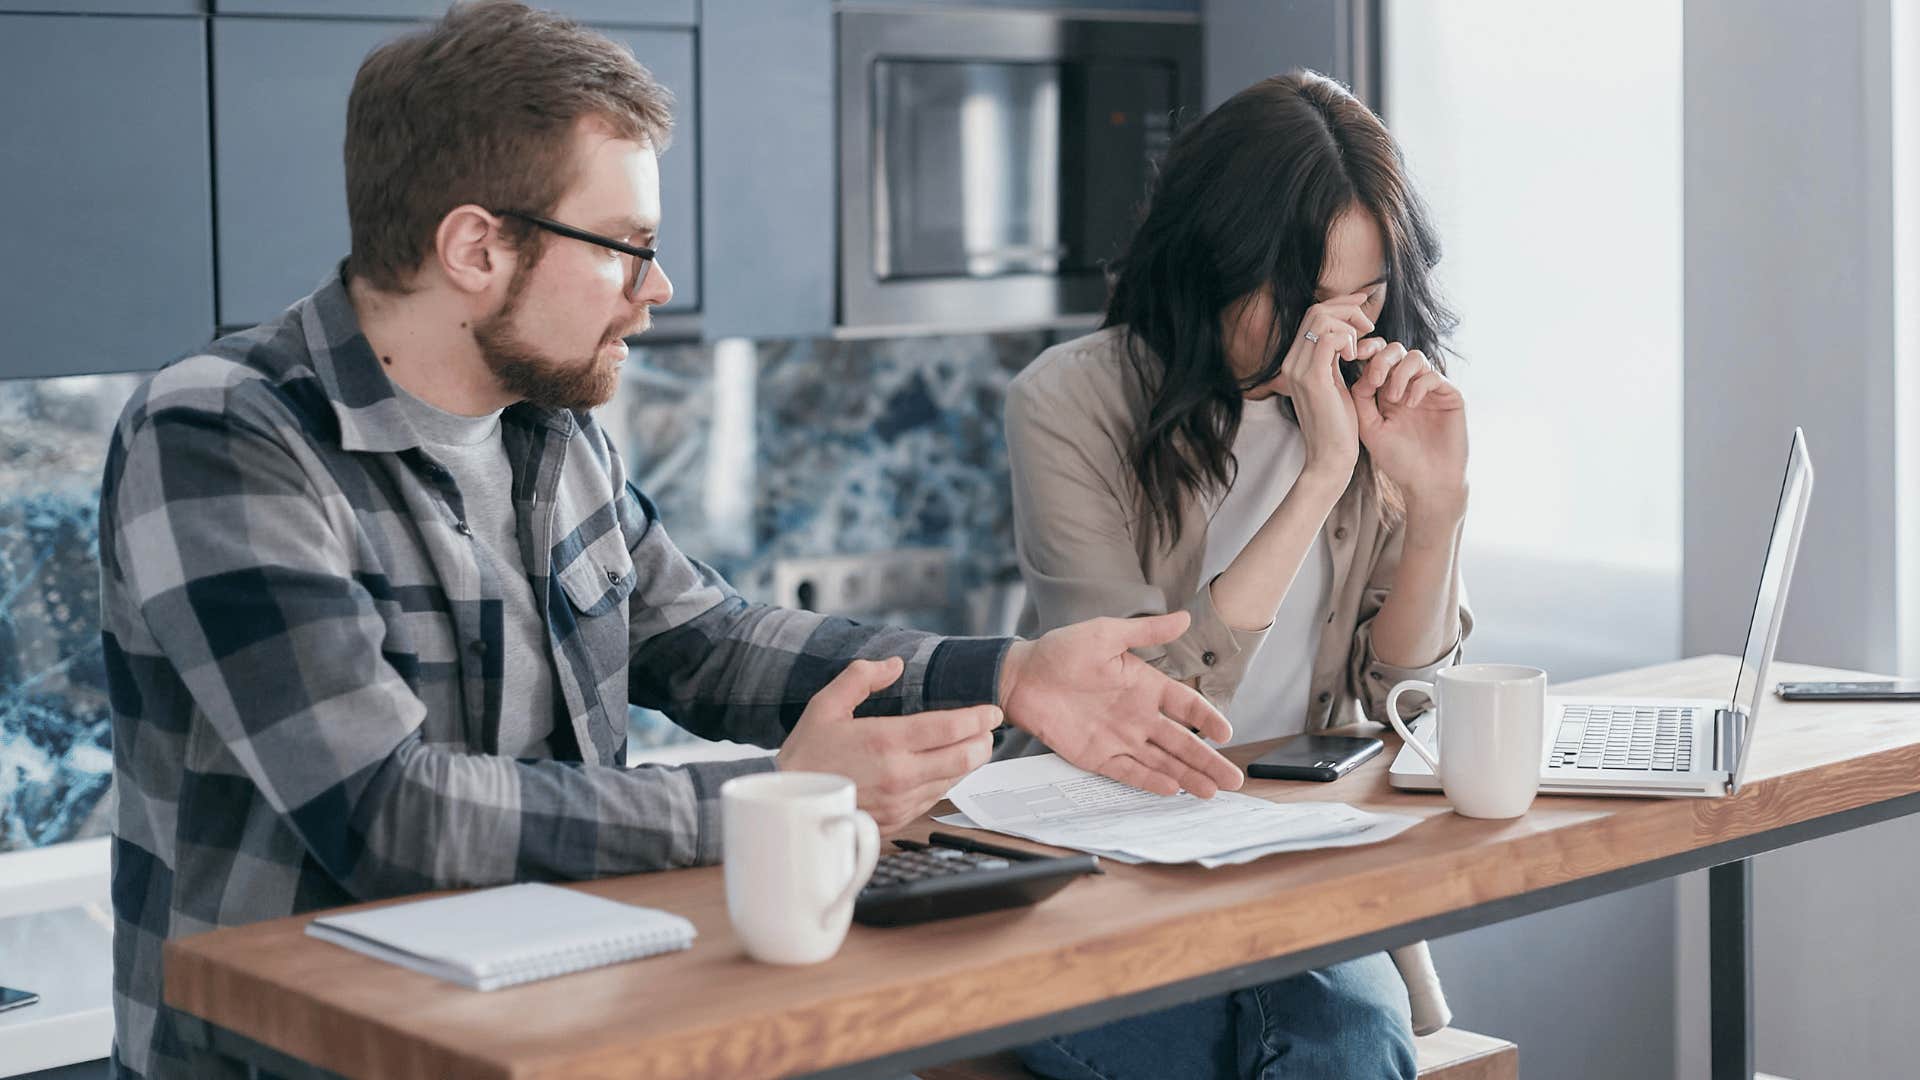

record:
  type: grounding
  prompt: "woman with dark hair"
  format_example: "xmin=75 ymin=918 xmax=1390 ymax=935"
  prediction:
xmin=1000 ymin=71 xmax=1473 ymax=1078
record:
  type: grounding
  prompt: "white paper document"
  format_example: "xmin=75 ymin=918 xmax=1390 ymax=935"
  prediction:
xmin=942 ymin=753 xmax=1419 ymax=868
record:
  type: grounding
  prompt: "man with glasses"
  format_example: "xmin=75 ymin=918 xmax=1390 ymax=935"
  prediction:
xmin=97 ymin=4 xmax=1241 ymax=1077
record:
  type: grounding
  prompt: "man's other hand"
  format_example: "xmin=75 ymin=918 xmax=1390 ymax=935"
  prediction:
xmin=776 ymin=656 xmax=999 ymax=833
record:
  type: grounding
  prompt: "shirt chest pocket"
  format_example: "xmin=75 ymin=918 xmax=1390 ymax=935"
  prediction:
xmin=552 ymin=529 xmax=637 ymax=762
xmin=553 ymin=526 xmax=637 ymax=743
xmin=555 ymin=527 xmax=638 ymax=619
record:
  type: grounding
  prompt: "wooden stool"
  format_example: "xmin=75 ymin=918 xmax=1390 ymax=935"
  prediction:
xmin=915 ymin=1026 xmax=1518 ymax=1080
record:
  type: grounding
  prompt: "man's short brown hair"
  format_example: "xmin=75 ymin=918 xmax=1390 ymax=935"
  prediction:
xmin=344 ymin=1 xmax=674 ymax=293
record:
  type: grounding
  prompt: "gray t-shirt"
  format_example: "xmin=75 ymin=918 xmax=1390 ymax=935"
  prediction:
xmin=392 ymin=382 xmax=557 ymax=757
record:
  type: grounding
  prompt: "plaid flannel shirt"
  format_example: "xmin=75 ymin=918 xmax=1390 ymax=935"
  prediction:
xmin=99 ymin=267 xmax=1010 ymax=1079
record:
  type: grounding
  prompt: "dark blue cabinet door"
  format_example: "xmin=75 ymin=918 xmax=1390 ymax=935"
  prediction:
xmin=211 ymin=18 xmax=395 ymax=326
xmin=209 ymin=2 xmax=695 ymax=26
xmin=0 ymin=0 xmax=200 ymax=11
xmin=699 ymin=0 xmax=833 ymax=339
xmin=0 ymin=15 xmax=213 ymax=379
xmin=1204 ymin=0 xmax=1359 ymax=109
xmin=213 ymin=19 xmax=697 ymax=327
xmin=699 ymin=0 xmax=1200 ymax=340
xmin=831 ymin=0 xmax=1196 ymax=8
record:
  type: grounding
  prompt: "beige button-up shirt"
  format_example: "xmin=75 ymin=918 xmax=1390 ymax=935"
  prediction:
xmin=1003 ymin=325 xmax=1472 ymax=725
xmin=998 ymin=325 xmax=1473 ymax=1035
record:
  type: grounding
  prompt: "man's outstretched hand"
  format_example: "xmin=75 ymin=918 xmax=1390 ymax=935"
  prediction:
xmin=998 ymin=612 xmax=1243 ymax=797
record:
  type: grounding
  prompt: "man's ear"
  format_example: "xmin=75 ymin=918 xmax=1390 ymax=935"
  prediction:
xmin=435 ymin=205 xmax=504 ymax=296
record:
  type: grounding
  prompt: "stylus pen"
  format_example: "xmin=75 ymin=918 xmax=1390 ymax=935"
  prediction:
xmin=927 ymin=831 xmax=1105 ymax=873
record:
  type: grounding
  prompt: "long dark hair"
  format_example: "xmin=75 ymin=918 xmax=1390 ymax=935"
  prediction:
xmin=1104 ymin=70 xmax=1457 ymax=549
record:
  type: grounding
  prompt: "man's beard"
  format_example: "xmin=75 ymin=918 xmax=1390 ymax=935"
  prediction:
xmin=472 ymin=259 xmax=630 ymax=412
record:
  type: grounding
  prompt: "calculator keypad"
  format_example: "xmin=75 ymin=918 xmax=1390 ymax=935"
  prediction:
xmin=864 ymin=848 xmax=1011 ymax=892
xmin=853 ymin=842 xmax=1100 ymax=926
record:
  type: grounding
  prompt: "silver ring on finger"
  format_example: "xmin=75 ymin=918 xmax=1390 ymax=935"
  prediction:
xmin=1303 ymin=329 xmax=1319 ymax=344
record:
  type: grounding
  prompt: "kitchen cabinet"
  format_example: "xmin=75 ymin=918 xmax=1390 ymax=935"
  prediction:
xmin=0 ymin=15 xmax=213 ymax=378
xmin=699 ymin=0 xmax=834 ymax=339
xmin=208 ymin=1 xmax=694 ymax=25
xmin=212 ymin=18 xmax=698 ymax=327
xmin=0 ymin=0 xmax=200 ymax=12
xmin=844 ymin=0 xmax=1197 ymax=10
xmin=1203 ymin=0 xmax=1374 ymax=110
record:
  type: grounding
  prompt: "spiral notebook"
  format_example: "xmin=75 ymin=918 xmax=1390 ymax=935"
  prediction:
xmin=305 ymin=882 xmax=696 ymax=991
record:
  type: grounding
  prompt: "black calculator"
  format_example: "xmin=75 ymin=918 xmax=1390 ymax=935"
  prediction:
xmin=852 ymin=832 xmax=1102 ymax=927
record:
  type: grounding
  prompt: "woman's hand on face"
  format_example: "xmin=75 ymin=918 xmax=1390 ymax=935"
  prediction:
xmin=1352 ymin=342 xmax=1469 ymax=517
xmin=1264 ymin=292 xmax=1380 ymax=482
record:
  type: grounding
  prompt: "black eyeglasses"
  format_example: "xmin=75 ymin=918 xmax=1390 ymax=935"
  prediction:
xmin=494 ymin=209 xmax=657 ymax=300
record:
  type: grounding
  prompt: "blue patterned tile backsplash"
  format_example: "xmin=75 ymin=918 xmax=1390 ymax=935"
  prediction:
xmin=1 ymin=373 xmax=143 ymax=852
xmin=613 ymin=330 xmax=1058 ymax=749
xmin=0 ymin=328 xmax=1061 ymax=848
xmin=617 ymin=332 xmax=1051 ymax=609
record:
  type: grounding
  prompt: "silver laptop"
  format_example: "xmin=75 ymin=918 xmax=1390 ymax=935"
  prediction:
xmin=1390 ymin=428 xmax=1813 ymax=799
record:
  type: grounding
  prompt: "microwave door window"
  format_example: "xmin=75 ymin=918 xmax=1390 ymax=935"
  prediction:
xmin=874 ymin=60 xmax=1064 ymax=281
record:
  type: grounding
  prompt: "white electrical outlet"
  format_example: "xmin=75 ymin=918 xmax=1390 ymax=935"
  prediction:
xmin=772 ymin=549 xmax=951 ymax=615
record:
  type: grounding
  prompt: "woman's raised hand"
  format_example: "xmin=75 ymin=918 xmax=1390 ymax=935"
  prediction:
xmin=1266 ymin=291 xmax=1384 ymax=482
xmin=1352 ymin=340 xmax=1468 ymax=513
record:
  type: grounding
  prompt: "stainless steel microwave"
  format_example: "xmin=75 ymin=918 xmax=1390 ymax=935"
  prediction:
xmin=837 ymin=7 xmax=1201 ymax=335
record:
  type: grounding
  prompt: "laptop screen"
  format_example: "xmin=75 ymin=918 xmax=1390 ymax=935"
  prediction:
xmin=1728 ymin=430 xmax=1813 ymax=739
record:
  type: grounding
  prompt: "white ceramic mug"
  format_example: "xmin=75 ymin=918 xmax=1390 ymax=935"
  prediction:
xmin=721 ymin=771 xmax=880 ymax=965
xmin=1386 ymin=664 xmax=1547 ymax=820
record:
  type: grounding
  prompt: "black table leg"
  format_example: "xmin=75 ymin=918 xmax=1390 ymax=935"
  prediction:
xmin=1710 ymin=858 xmax=1755 ymax=1080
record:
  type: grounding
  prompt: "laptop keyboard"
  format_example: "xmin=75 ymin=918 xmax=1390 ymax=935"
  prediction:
xmin=1553 ymin=704 xmax=1696 ymax=772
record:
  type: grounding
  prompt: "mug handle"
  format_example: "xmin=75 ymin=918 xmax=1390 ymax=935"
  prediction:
xmin=820 ymin=810 xmax=880 ymax=931
xmin=1385 ymin=680 xmax=1441 ymax=774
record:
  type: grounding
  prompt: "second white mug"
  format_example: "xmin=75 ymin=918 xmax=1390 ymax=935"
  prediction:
xmin=1386 ymin=664 xmax=1546 ymax=820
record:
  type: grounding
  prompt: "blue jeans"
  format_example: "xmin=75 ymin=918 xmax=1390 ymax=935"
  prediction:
xmin=1015 ymin=953 xmax=1416 ymax=1080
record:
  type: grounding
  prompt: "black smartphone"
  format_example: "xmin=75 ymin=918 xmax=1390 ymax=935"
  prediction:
xmin=1775 ymin=680 xmax=1920 ymax=701
xmin=0 ymin=986 xmax=39 ymax=1013
xmin=1245 ymin=734 xmax=1384 ymax=782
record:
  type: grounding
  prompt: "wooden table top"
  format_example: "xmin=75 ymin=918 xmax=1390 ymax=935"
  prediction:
xmin=164 ymin=656 xmax=1920 ymax=1080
